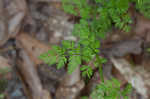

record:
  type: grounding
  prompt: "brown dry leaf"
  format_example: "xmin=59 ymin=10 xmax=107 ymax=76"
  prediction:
xmin=16 ymin=33 xmax=51 ymax=65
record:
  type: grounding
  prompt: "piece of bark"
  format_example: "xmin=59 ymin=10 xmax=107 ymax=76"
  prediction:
xmin=110 ymin=57 xmax=150 ymax=99
xmin=103 ymin=62 xmax=113 ymax=80
xmin=16 ymin=33 xmax=51 ymax=65
xmin=37 ymin=64 xmax=66 ymax=94
xmin=6 ymin=0 xmax=27 ymax=37
xmin=38 ymin=64 xmax=66 ymax=82
xmin=128 ymin=5 xmax=150 ymax=36
xmin=56 ymin=67 xmax=85 ymax=99
xmin=0 ymin=0 xmax=8 ymax=46
xmin=16 ymin=49 xmax=52 ymax=99
xmin=134 ymin=14 xmax=150 ymax=38
xmin=0 ymin=0 xmax=27 ymax=46
xmin=101 ymin=38 xmax=143 ymax=57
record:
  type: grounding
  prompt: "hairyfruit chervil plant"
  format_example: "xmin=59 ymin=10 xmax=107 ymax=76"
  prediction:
xmin=39 ymin=0 xmax=149 ymax=98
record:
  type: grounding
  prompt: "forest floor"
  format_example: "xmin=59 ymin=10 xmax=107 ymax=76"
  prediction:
xmin=0 ymin=0 xmax=150 ymax=99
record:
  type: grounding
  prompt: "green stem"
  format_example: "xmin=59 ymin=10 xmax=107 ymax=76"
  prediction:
xmin=89 ymin=45 xmax=104 ymax=83
xmin=96 ymin=54 xmax=104 ymax=83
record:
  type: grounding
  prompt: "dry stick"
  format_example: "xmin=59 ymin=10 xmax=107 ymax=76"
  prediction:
xmin=110 ymin=57 xmax=150 ymax=99
xmin=16 ymin=49 xmax=52 ymax=99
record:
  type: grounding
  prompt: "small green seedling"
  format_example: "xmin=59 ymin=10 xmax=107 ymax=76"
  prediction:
xmin=40 ymin=0 xmax=150 ymax=98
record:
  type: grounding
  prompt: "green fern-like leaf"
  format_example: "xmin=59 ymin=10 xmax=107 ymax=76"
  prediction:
xmin=57 ymin=56 xmax=67 ymax=69
xmin=68 ymin=55 xmax=81 ymax=74
xmin=91 ymin=78 xmax=132 ymax=99
xmin=80 ymin=65 xmax=93 ymax=78
xmin=135 ymin=0 xmax=150 ymax=18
